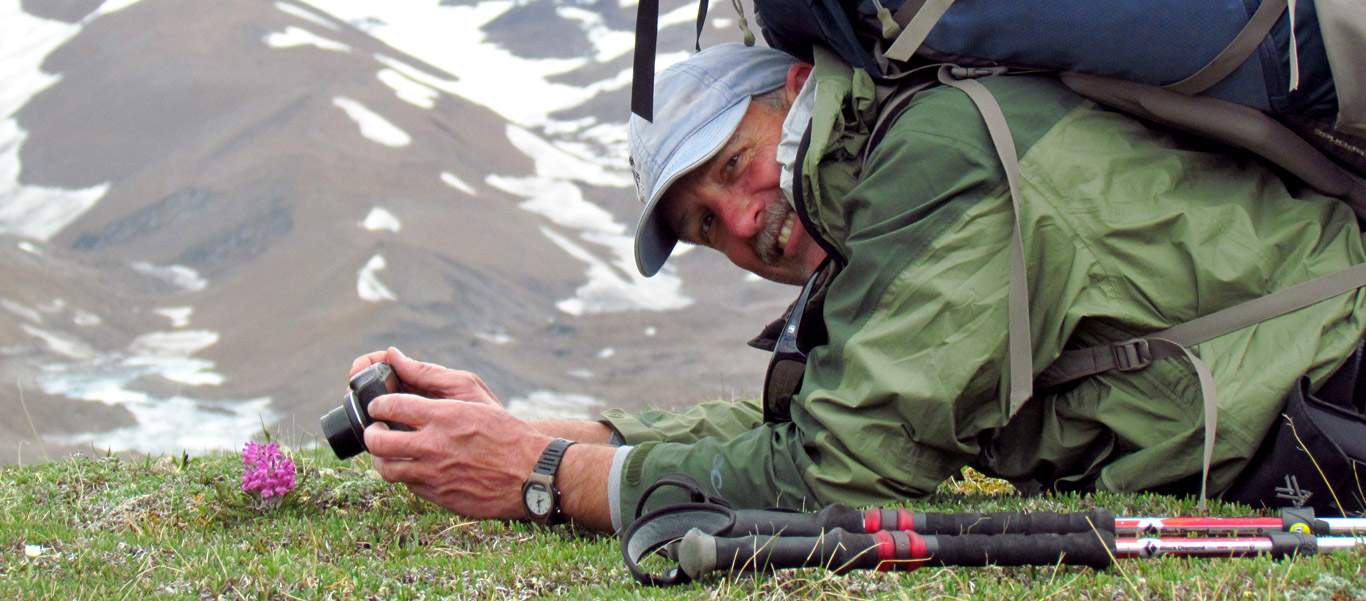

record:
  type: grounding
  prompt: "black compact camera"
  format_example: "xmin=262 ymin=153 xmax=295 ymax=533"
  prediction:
xmin=320 ymin=362 xmax=407 ymax=459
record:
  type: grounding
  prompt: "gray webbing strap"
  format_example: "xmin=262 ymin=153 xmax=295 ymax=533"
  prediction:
xmin=1148 ymin=338 xmax=1220 ymax=511
xmin=1038 ymin=262 xmax=1366 ymax=390
xmin=885 ymin=0 xmax=956 ymax=62
xmin=1164 ymin=0 xmax=1288 ymax=95
xmin=936 ymin=66 xmax=1034 ymax=417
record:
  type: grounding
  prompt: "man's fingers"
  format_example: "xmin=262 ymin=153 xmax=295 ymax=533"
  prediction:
xmin=349 ymin=350 xmax=389 ymax=378
xmin=385 ymin=348 xmax=501 ymax=405
xmin=372 ymin=456 xmax=424 ymax=484
xmin=363 ymin=418 xmax=425 ymax=458
xmin=366 ymin=393 xmax=437 ymax=428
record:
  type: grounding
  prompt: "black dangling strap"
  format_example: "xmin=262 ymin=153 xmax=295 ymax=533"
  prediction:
xmin=694 ymin=0 xmax=709 ymax=51
xmin=633 ymin=473 xmax=731 ymax=520
xmin=631 ymin=0 xmax=660 ymax=121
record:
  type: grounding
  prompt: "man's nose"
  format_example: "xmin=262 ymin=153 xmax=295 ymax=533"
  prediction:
xmin=720 ymin=194 xmax=765 ymax=239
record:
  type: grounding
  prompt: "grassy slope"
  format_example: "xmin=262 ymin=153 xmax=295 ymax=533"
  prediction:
xmin=1 ymin=449 xmax=1363 ymax=600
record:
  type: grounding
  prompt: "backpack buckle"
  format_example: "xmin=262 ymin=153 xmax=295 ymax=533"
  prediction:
xmin=948 ymin=66 xmax=1009 ymax=80
xmin=1112 ymin=339 xmax=1153 ymax=372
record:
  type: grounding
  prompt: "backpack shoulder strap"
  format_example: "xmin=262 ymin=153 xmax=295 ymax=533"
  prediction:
xmin=862 ymin=65 xmax=1036 ymax=420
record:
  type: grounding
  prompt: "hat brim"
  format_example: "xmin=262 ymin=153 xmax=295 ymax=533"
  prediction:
xmin=633 ymin=98 xmax=752 ymax=277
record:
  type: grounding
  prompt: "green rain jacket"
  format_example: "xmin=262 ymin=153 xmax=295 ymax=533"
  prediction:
xmin=601 ymin=51 xmax=1366 ymax=519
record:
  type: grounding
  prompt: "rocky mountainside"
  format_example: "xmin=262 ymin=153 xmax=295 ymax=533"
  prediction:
xmin=0 ymin=0 xmax=793 ymax=461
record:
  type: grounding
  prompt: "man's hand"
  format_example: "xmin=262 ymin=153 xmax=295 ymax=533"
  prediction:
xmin=351 ymin=347 xmax=501 ymax=407
xmin=364 ymin=394 xmax=551 ymax=520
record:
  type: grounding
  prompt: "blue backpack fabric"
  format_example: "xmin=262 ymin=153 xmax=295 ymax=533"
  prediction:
xmin=752 ymin=0 xmax=1337 ymax=117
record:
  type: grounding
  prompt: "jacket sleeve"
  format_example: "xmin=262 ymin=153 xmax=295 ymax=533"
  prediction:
xmin=599 ymin=399 xmax=763 ymax=445
xmin=605 ymin=108 xmax=1021 ymax=519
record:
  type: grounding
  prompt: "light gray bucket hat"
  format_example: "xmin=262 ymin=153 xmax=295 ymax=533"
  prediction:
xmin=628 ymin=43 xmax=797 ymax=277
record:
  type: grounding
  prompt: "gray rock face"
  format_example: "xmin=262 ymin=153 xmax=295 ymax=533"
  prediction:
xmin=0 ymin=0 xmax=789 ymax=461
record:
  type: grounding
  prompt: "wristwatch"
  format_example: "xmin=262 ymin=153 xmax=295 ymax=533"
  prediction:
xmin=522 ymin=438 xmax=576 ymax=524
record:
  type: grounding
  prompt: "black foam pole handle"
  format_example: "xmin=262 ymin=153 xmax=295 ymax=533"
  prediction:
xmin=731 ymin=505 xmax=865 ymax=537
xmin=916 ymin=510 xmax=1116 ymax=536
xmin=926 ymin=532 xmax=1114 ymax=569
xmin=701 ymin=529 xmax=884 ymax=576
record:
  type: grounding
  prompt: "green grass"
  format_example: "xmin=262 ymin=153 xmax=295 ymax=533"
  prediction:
xmin=2 ymin=448 xmax=1363 ymax=600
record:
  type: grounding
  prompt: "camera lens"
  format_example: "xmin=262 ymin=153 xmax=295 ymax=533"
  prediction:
xmin=320 ymin=363 xmax=398 ymax=459
xmin=321 ymin=396 xmax=366 ymax=459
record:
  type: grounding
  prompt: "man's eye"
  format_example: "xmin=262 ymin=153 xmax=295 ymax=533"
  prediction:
xmin=723 ymin=153 xmax=741 ymax=177
xmin=700 ymin=212 xmax=715 ymax=242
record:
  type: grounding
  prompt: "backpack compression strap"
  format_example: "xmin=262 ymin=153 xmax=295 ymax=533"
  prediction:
xmin=883 ymin=0 xmax=1288 ymax=98
xmin=1163 ymin=0 xmax=1290 ymax=95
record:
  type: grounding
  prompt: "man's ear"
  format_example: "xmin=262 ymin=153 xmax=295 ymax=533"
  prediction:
xmin=784 ymin=63 xmax=813 ymax=104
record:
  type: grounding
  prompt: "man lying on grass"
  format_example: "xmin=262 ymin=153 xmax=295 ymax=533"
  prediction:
xmin=350 ymin=43 xmax=1366 ymax=533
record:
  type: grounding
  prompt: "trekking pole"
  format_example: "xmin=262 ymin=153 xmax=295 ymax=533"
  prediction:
xmin=1115 ymin=510 xmax=1366 ymax=536
xmin=672 ymin=529 xmax=1366 ymax=581
xmin=674 ymin=528 xmax=1115 ymax=580
xmin=729 ymin=505 xmax=1366 ymax=537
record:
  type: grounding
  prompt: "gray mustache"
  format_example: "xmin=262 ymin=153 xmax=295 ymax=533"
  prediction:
xmin=755 ymin=201 xmax=790 ymax=266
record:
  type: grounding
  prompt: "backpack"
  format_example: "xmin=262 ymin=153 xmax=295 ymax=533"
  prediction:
xmin=629 ymin=1 xmax=1366 ymax=508
xmin=630 ymin=0 xmax=1366 ymax=182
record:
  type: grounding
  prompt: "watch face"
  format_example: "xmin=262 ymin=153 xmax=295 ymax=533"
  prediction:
xmin=523 ymin=483 xmax=553 ymax=517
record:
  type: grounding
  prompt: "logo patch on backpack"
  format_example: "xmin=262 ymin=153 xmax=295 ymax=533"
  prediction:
xmin=1274 ymin=474 xmax=1313 ymax=507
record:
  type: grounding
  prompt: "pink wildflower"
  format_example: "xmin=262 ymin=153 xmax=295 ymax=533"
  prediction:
xmin=241 ymin=441 xmax=296 ymax=499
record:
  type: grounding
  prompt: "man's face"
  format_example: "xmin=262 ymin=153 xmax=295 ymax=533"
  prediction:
xmin=659 ymin=100 xmax=827 ymax=285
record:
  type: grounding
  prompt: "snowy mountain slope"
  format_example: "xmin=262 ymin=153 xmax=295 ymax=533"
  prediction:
xmin=0 ymin=0 xmax=791 ymax=460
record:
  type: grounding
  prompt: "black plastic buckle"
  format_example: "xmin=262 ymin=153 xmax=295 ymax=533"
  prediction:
xmin=1112 ymin=339 xmax=1152 ymax=372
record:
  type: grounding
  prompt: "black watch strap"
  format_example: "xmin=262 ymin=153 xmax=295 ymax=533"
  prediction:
xmin=528 ymin=438 xmax=575 ymax=524
xmin=534 ymin=438 xmax=575 ymax=477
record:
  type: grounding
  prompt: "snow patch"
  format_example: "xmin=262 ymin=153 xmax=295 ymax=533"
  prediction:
xmin=264 ymin=26 xmax=351 ymax=52
xmin=17 ymin=241 xmax=39 ymax=254
xmin=475 ymin=331 xmax=513 ymax=345
xmin=299 ymin=1 xmax=630 ymax=127
xmin=373 ymin=54 xmax=461 ymax=96
xmin=130 ymin=262 xmax=208 ymax=292
xmin=45 ymin=395 xmax=273 ymax=454
xmin=332 ymin=97 xmax=411 ymax=147
xmin=21 ymin=324 xmax=94 ymax=360
xmin=597 ymin=347 xmax=615 ymax=359
xmin=274 ymin=1 xmax=340 ymax=30
xmin=357 ymin=254 xmax=396 ymax=302
xmin=505 ymin=390 xmax=603 ymax=421
xmin=486 ymin=123 xmax=686 ymax=314
xmin=1 ymin=298 xmax=42 ymax=323
xmin=87 ymin=0 xmax=146 ymax=19
xmin=644 ymin=326 xmax=657 ymax=337
xmin=0 ymin=121 xmax=109 ymax=241
xmin=440 ymin=171 xmax=475 ymax=196
xmin=567 ymin=368 xmax=594 ymax=380
xmin=377 ymin=69 xmax=438 ymax=109
xmin=539 ymin=226 xmax=690 ymax=316
xmin=361 ymin=207 xmax=401 ymax=232
xmin=0 ymin=2 xmax=117 ymax=242
xmin=34 ymin=319 xmax=270 ymax=453
xmin=558 ymin=7 xmax=634 ymax=63
xmin=155 ymin=307 xmax=193 ymax=328
xmin=36 ymin=298 xmax=65 ymax=313
xmin=500 ymin=124 xmax=630 ymax=189
xmin=73 ymin=310 xmax=101 ymax=327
